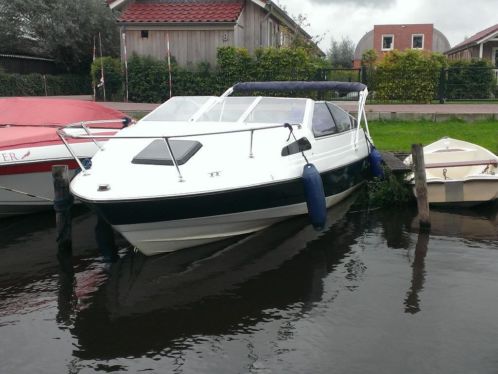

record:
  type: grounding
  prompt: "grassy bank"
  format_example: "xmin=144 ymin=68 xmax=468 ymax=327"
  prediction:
xmin=368 ymin=120 xmax=498 ymax=154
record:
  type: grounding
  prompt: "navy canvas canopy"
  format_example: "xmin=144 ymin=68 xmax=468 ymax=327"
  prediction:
xmin=232 ymin=81 xmax=367 ymax=94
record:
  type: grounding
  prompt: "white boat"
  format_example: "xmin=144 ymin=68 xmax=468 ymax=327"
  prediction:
xmin=67 ymin=81 xmax=375 ymax=256
xmin=404 ymin=137 xmax=498 ymax=205
xmin=0 ymin=98 xmax=130 ymax=217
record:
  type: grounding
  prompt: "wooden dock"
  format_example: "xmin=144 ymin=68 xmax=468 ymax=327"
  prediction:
xmin=379 ymin=151 xmax=411 ymax=174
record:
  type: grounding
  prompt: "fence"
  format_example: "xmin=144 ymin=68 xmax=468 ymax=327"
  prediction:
xmin=316 ymin=66 xmax=498 ymax=103
xmin=0 ymin=54 xmax=58 ymax=75
xmin=440 ymin=66 xmax=498 ymax=102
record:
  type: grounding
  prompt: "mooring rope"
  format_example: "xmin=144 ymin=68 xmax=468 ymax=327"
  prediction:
xmin=0 ymin=184 xmax=53 ymax=202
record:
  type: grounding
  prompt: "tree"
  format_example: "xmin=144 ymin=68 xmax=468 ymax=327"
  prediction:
xmin=0 ymin=0 xmax=119 ymax=73
xmin=327 ymin=37 xmax=355 ymax=68
xmin=361 ymin=49 xmax=378 ymax=69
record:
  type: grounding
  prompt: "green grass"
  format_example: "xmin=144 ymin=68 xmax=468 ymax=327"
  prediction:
xmin=368 ymin=120 xmax=498 ymax=154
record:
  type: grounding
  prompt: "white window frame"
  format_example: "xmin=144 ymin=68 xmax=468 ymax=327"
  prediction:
xmin=268 ymin=19 xmax=275 ymax=47
xmin=381 ymin=34 xmax=394 ymax=51
xmin=412 ymin=34 xmax=424 ymax=49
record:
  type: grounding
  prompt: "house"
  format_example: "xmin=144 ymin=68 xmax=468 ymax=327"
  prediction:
xmin=445 ymin=23 xmax=498 ymax=68
xmin=353 ymin=24 xmax=450 ymax=68
xmin=108 ymin=0 xmax=323 ymax=68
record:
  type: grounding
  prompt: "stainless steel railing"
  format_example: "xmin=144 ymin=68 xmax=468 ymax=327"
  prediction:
xmin=57 ymin=121 xmax=302 ymax=182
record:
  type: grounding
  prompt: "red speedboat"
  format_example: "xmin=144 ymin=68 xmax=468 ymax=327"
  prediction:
xmin=0 ymin=98 xmax=130 ymax=217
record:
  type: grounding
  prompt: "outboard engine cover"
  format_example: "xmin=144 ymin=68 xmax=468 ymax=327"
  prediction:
xmin=302 ymin=163 xmax=327 ymax=230
xmin=369 ymin=146 xmax=384 ymax=179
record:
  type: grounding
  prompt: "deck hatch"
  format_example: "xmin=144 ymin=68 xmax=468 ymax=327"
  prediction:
xmin=132 ymin=139 xmax=202 ymax=166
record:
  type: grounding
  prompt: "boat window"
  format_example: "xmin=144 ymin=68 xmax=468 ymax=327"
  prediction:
xmin=142 ymin=96 xmax=213 ymax=122
xmin=312 ymin=102 xmax=337 ymax=137
xmin=326 ymin=102 xmax=351 ymax=133
xmin=196 ymin=97 xmax=256 ymax=122
xmin=281 ymin=137 xmax=312 ymax=156
xmin=244 ymin=98 xmax=306 ymax=124
xmin=132 ymin=139 xmax=202 ymax=166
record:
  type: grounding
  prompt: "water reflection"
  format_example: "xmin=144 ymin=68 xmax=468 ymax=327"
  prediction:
xmin=404 ymin=230 xmax=430 ymax=314
xmin=68 ymin=195 xmax=366 ymax=360
xmin=2 ymin=196 xmax=498 ymax=372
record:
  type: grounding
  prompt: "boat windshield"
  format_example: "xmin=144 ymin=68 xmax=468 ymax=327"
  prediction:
xmin=143 ymin=96 xmax=213 ymax=122
xmin=195 ymin=97 xmax=307 ymax=124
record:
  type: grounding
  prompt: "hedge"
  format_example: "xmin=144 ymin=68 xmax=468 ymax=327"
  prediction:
xmin=371 ymin=50 xmax=447 ymax=103
xmin=0 ymin=68 xmax=90 ymax=96
xmin=445 ymin=59 xmax=496 ymax=99
xmin=90 ymin=46 xmax=327 ymax=103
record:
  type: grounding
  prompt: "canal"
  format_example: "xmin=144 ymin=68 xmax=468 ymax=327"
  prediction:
xmin=0 ymin=196 xmax=497 ymax=373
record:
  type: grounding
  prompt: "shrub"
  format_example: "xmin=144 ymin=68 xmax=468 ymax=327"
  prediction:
xmin=373 ymin=50 xmax=447 ymax=103
xmin=446 ymin=59 xmax=496 ymax=99
xmin=91 ymin=57 xmax=123 ymax=101
xmin=126 ymin=54 xmax=168 ymax=103
xmin=0 ymin=68 xmax=90 ymax=96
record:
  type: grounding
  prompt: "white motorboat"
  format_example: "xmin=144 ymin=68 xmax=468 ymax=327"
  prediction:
xmin=0 ymin=98 xmax=130 ymax=217
xmin=404 ymin=137 xmax=498 ymax=205
xmin=67 ymin=81 xmax=376 ymax=255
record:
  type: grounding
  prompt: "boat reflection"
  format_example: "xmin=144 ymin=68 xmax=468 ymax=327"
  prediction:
xmin=411 ymin=201 xmax=498 ymax=242
xmin=68 ymin=194 xmax=366 ymax=359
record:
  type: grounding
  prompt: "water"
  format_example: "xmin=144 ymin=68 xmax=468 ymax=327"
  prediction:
xmin=0 ymin=198 xmax=497 ymax=374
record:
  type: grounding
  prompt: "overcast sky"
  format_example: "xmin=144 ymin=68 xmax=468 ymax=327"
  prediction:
xmin=277 ymin=0 xmax=497 ymax=52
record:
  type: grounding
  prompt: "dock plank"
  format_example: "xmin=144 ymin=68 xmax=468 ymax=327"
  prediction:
xmin=380 ymin=151 xmax=411 ymax=174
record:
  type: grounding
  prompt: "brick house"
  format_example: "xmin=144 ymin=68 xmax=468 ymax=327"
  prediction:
xmin=353 ymin=24 xmax=450 ymax=68
xmin=445 ymin=23 xmax=498 ymax=68
xmin=107 ymin=0 xmax=323 ymax=68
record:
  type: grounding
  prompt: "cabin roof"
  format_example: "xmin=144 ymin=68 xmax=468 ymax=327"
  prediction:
xmin=118 ymin=1 xmax=244 ymax=23
xmin=446 ymin=23 xmax=498 ymax=54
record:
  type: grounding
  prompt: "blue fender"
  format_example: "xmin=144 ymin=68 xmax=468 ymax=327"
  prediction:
xmin=369 ymin=146 xmax=384 ymax=179
xmin=302 ymin=163 xmax=327 ymax=230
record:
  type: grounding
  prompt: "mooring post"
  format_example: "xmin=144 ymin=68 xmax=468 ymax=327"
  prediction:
xmin=411 ymin=144 xmax=431 ymax=228
xmin=52 ymin=165 xmax=74 ymax=253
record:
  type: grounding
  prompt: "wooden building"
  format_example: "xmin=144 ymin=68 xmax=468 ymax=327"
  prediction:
xmin=445 ymin=23 xmax=498 ymax=68
xmin=109 ymin=0 xmax=322 ymax=68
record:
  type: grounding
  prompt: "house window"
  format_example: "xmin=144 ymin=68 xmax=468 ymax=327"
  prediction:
xmin=141 ymin=30 xmax=149 ymax=39
xmin=412 ymin=34 xmax=424 ymax=49
xmin=382 ymin=34 xmax=394 ymax=51
xmin=267 ymin=19 xmax=279 ymax=47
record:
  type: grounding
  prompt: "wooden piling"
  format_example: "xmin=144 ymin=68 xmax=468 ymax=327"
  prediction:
xmin=52 ymin=165 xmax=73 ymax=253
xmin=411 ymin=144 xmax=431 ymax=228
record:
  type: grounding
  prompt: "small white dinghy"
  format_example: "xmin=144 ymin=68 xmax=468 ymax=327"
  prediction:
xmin=404 ymin=137 xmax=498 ymax=205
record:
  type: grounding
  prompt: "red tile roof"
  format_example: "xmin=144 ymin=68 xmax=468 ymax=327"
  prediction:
xmin=448 ymin=23 xmax=498 ymax=52
xmin=119 ymin=1 xmax=244 ymax=23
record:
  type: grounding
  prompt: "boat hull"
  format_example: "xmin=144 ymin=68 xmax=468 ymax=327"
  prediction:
xmin=417 ymin=178 xmax=498 ymax=206
xmin=116 ymin=184 xmax=361 ymax=255
xmin=0 ymin=160 xmax=79 ymax=217
xmin=405 ymin=138 xmax=498 ymax=206
xmin=83 ymin=158 xmax=369 ymax=255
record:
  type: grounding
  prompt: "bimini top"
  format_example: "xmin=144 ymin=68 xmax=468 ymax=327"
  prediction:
xmin=231 ymin=81 xmax=367 ymax=94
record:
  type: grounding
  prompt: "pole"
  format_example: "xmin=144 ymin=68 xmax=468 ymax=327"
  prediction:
xmin=92 ymin=36 xmax=97 ymax=101
xmin=122 ymin=32 xmax=129 ymax=102
xmin=411 ymin=144 xmax=431 ymax=228
xmin=52 ymin=165 xmax=74 ymax=254
xmin=99 ymin=32 xmax=106 ymax=102
xmin=166 ymin=32 xmax=172 ymax=99
xmin=438 ymin=67 xmax=446 ymax=104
